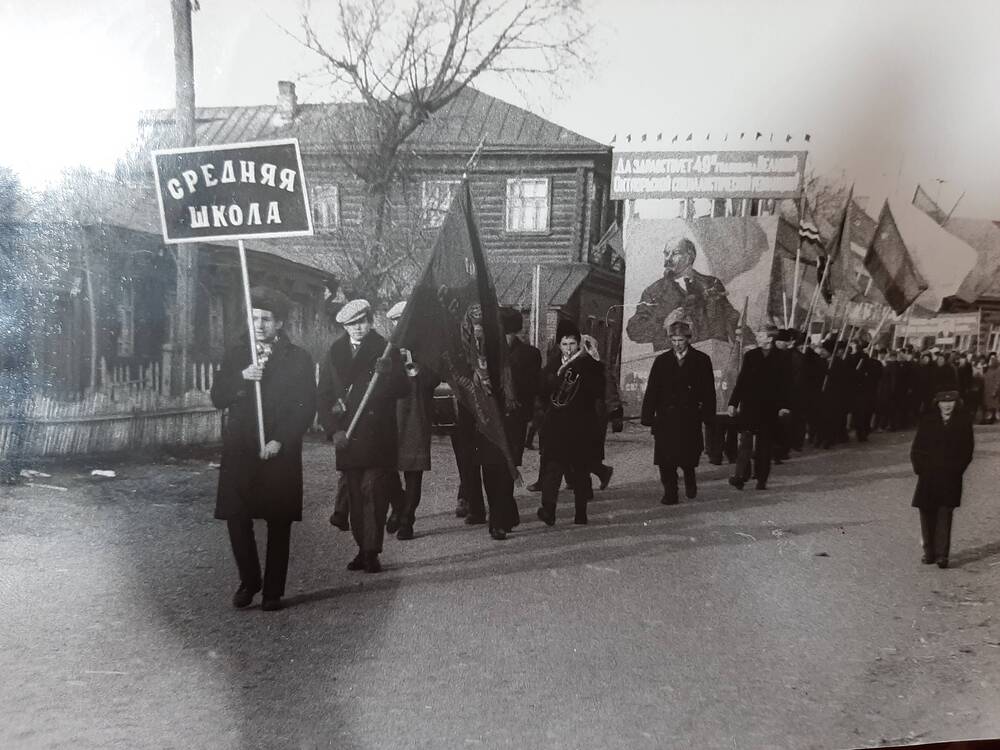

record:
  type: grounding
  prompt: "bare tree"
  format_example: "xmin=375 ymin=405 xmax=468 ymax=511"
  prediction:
xmin=296 ymin=0 xmax=592 ymax=303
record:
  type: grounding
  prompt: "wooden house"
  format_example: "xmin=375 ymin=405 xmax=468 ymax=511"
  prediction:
xmin=139 ymin=83 xmax=624 ymax=361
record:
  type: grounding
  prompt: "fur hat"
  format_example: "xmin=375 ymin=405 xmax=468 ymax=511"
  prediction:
xmin=500 ymin=307 xmax=524 ymax=334
xmin=667 ymin=320 xmax=693 ymax=338
xmin=249 ymin=286 xmax=291 ymax=321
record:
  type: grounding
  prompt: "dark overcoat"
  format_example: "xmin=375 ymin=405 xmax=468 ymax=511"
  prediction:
xmin=728 ymin=347 xmax=791 ymax=433
xmin=506 ymin=336 xmax=542 ymax=467
xmin=910 ymin=409 xmax=974 ymax=509
xmin=641 ymin=347 xmax=716 ymax=467
xmin=316 ymin=330 xmax=408 ymax=471
xmin=851 ymin=353 xmax=882 ymax=412
xmin=395 ymin=361 xmax=439 ymax=472
xmin=541 ymin=352 xmax=605 ymax=466
xmin=211 ymin=333 xmax=316 ymax=522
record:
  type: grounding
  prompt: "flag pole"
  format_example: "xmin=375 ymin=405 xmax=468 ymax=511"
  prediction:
xmin=344 ymin=340 xmax=396 ymax=441
xmin=237 ymin=240 xmax=266 ymax=457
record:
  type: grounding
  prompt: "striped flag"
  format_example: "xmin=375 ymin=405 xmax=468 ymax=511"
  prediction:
xmin=864 ymin=200 xmax=929 ymax=314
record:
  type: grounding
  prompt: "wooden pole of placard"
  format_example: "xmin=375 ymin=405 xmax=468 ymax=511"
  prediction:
xmin=237 ymin=240 xmax=267 ymax=457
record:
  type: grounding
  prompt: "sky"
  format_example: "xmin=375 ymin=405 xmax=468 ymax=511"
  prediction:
xmin=2 ymin=0 xmax=999 ymax=217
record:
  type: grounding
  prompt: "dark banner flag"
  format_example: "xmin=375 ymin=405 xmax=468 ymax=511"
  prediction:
xmin=865 ymin=200 xmax=929 ymax=314
xmin=391 ymin=181 xmax=517 ymax=479
xmin=817 ymin=185 xmax=855 ymax=304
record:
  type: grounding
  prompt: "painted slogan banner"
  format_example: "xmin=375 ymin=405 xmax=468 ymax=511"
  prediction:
xmin=611 ymin=150 xmax=806 ymax=200
xmin=151 ymin=138 xmax=313 ymax=243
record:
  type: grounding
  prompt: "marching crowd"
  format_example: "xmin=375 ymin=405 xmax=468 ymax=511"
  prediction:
xmin=210 ymin=287 xmax=988 ymax=612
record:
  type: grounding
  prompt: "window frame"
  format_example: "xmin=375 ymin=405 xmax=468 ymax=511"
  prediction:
xmin=311 ymin=183 xmax=341 ymax=231
xmin=505 ymin=176 xmax=552 ymax=234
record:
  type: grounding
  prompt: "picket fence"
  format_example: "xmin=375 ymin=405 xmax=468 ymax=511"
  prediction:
xmin=1 ymin=360 xmax=326 ymax=459
xmin=0 ymin=359 xmax=221 ymax=459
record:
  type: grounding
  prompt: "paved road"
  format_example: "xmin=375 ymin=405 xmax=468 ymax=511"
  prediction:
xmin=2 ymin=424 xmax=1000 ymax=749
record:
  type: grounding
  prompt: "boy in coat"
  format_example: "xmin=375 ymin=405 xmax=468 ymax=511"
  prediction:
xmin=537 ymin=322 xmax=605 ymax=526
xmin=211 ymin=287 xmax=317 ymax=612
xmin=317 ymin=299 xmax=408 ymax=573
xmin=641 ymin=320 xmax=716 ymax=503
xmin=727 ymin=325 xmax=791 ymax=490
xmin=910 ymin=390 xmax=974 ymax=568
xmin=384 ymin=300 xmax=440 ymax=541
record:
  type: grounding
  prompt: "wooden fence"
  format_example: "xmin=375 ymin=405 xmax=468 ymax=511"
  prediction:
xmin=0 ymin=389 xmax=221 ymax=458
xmin=0 ymin=360 xmax=328 ymax=459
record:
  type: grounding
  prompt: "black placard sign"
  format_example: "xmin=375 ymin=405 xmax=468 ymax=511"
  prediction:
xmin=151 ymin=138 xmax=313 ymax=243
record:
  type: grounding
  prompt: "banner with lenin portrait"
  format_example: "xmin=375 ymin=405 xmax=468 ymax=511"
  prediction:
xmin=620 ymin=215 xmax=781 ymax=416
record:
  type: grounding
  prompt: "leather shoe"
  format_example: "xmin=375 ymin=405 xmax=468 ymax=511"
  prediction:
xmin=526 ymin=482 xmax=542 ymax=493
xmin=660 ymin=494 xmax=679 ymax=506
xmin=232 ymin=584 xmax=260 ymax=609
xmin=599 ymin=466 xmax=614 ymax=490
xmin=385 ymin=512 xmax=401 ymax=535
xmin=329 ymin=512 xmax=349 ymax=531
xmin=455 ymin=499 xmax=469 ymax=518
xmin=574 ymin=513 xmax=588 ymax=525
xmin=536 ymin=507 xmax=555 ymax=526
xmin=347 ymin=553 xmax=366 ymax=571
xmin=261 ymin=597 xmax=284 ymax=612
xmin=464 ymin=513 xmax=487 ymax=525
xmin=755 ymin=481 xmax=767 ymax=490
xmin=365 ymin=553 xmax=382 ymax=573
xmin=396 ymin=524 xmax=414 ymax=540
xmin=489 ymin=528 xmax=508 ymax=540
xmin=728 ymin=477 xmax=745 ymax=490
xmin=937 ymin=558 xmax=949 ymax=569
xmin=921 ymin=554 xmax=935 ymax=565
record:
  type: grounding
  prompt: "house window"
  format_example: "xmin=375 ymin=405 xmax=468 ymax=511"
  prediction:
xmin=117 ymin=281 xmax=134 ymax=357
xmin=312 ymin=184 xmax=340 ymax=230
xmin=422 ymin=180 xmax=461 ymax=228
xmin=506 ymin=177 xmax=550 ymax=232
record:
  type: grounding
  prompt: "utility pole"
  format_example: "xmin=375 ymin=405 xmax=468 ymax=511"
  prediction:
xmin=169 ymin=0 xmax=197 ymax=395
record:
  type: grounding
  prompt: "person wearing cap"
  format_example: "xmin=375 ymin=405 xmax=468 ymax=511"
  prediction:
xmin=211 ymin=287 xmax=317 ymax=612
xmin=537 ymin=321 xmax=605 ymax=526
xmin=383 ymin=300 xmax=440 ymax=540
xmin=910 ymin=390 xmax=974 ymax=568
xmin=641 ymin=320 xmax=716 ymax=504
xmin=317 ymin=299 xmax=408 ymax=573
xmin=771 ymin=328 xmax=796 ymax=463
xmin=727 ymin=324 xmax=791 ymax=490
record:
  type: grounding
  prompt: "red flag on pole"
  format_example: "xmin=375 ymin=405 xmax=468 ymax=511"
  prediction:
xmin=391 ymin=181 xmax=517 ymax=479
xmin=864 ymin=200 xmax=929 ymax=314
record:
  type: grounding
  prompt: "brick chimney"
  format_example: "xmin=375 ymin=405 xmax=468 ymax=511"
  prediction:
xmin=277 ymin=80 xmax=298 ymax=122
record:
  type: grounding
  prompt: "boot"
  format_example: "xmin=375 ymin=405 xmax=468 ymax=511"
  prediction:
xmin=364 ymin=552 xmax=382 ymax=573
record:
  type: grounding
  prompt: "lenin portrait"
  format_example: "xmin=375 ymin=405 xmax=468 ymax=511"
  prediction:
xmin=626 ymin=236 xmax=742 ymax=351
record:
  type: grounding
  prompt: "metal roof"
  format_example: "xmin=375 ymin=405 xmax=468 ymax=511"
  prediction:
xmin=489 ymin=262 xmax=591 ymax=309
xmin=139 ymin=87 xmax=608 ymax=155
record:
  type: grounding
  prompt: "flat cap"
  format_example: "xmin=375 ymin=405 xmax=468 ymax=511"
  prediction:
xmin=933 ymin=390 xmax=959 ymax=403
xmin=386 ymin=301 xmax=406 ymax=321
xmin=335 ymin=298 xmax=371 ymax=325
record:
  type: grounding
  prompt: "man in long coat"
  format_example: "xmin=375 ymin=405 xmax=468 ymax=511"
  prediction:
xmin=849 ymin=340 xmax=882 ymax=442
xmin=641 ymin=321 xmax=715 ymax=504
xmin=537 ymin=322 xmax=605 ymax=526
xmin=384 ymin=300 xmax=440 ymax=541
xmin=910 ymin=389 xmax=974 ymax=568
xmin=211 ymin=287 xmax=316 ymax=612
xmin=317 ymin=299 xmax=408 ymax=573
xmin=727 ymin=325 xmax=791 ymax=490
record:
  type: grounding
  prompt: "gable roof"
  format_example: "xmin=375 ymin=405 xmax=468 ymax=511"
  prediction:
xmin=139 ymin=86 xmax=608 ymax=156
